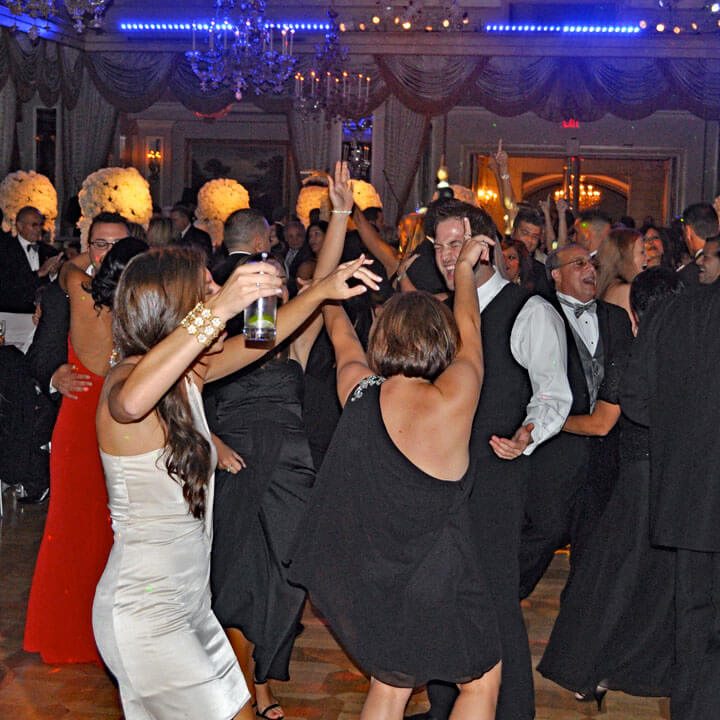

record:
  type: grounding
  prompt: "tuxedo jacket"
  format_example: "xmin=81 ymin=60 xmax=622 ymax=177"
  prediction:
xmin=26 ymin=281 xmax=70 ymax=401
xmin=622 ymin=283 xmax=720 ymax=551
xmin=0 ymin=232 xmax=59 ymax=313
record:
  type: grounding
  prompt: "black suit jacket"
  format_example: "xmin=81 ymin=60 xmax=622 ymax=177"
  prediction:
xmin=0 ymin=232 xmax=60 ymax=313
xmin=26 ymin=281 xmax=70 ymax=399
xmin=622 ymin=283 xmax=720 ymax=551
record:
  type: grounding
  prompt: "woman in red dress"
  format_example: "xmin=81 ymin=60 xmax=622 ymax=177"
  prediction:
xmin=24 ymin=228 xmax=145 ymax=664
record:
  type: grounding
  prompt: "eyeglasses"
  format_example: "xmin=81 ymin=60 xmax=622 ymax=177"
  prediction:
xmin=557 ymin=256 xmax=598 ymax=270
xmin=88 ymin=239 xmax=120 ymax=250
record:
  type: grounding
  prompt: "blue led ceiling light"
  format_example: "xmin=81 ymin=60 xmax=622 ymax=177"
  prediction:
xmin=484 ymin=24 xmax=641 ymax=34
xmin=119 ymin=21 xmax=331 ymax=33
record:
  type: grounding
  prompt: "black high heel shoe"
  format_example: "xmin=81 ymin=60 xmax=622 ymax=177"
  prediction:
xmin=574 ymin=687 xmax=607 ymax=711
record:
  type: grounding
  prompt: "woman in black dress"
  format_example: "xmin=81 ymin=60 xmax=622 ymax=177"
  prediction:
xmin=537 ymin=266 xmax=684 ymax=708
xmin=290 ymin=176 xmax=502 ymax=720
xmin=206 ymin=164 xmax=382 ymax=720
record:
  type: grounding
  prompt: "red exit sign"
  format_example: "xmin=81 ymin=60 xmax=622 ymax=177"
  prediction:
xmin=563 ymin=119 xmax=580 ymax=128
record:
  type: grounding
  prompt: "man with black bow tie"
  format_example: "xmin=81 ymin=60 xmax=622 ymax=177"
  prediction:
xmin=519 ymin=244 xmax=633 ymax=599
xmin=0 ymin=206 xmax=62 ymax=314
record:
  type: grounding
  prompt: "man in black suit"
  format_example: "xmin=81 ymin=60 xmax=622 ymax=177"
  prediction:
xmin=210 ymin=208 xmax=271 ymax=284
xmin=621 ymin=282 xmax=720 ymax=719
xmin=511 ymin=207 xmax=552 ymax=298
xmin=0 ymin=206 xmax=63 ymax=313
xmin=678 ymin=202 xmax=719 ymax=287
xmin=170 ymin=203 xmax=218 ymax=265
xmin=519 ymin=244 xmax=633 ymax=599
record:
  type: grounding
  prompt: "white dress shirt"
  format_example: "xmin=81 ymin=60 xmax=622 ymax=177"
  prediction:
xmin=18 ymin=234 xmax=39 ymax=271
xmin=556 ymin=291 xmax=599 ymax=354
xmin=476 ymin=270 xmax=572 ymax=455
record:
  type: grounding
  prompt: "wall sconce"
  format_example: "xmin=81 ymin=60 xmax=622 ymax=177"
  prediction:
xmin=146 ymin=137 xmax=163 ymax=201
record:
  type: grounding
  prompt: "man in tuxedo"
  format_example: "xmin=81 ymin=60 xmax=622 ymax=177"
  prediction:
xmin=284 ymin=220 xmax=308 ymax=277
xmin=519 ymin=244 xmax=633 ymax=598
xmin=0 ymin=206 xmax=63 ymax=313
xmin=210 ymin=208 xmax=271 ymax=285
xmin=678 ymin=202 xmax=719 ymax=287
xmin=414 ymin=198 xmax=571 ymax=720
xmin=621 ymin=281 xmax=720 ymax=719
xmin=511 ymin=206 xmax=552 ymax=298
xmin=170 ymin=203 xmax=217 ymax=264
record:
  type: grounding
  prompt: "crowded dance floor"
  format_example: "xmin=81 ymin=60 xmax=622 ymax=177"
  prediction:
xmin=2 ymin=1 xmax=720 ymax=719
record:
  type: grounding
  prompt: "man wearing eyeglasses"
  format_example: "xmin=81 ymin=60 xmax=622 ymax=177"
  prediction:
xmin=27 ymin=212 xmax=129 ymax=407
xmin=519 ymin=244 xmax=633 ymax=599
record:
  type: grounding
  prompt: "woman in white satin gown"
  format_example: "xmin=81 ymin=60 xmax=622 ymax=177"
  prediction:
xmin=92 ymin=247 xmax=376 ymax=719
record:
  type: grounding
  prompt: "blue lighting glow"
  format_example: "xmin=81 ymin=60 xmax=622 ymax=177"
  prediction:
xmin=119 ymin=20 xmax=331 ymax=32
xmin=484 ymin=24 xmax=641 ymax=34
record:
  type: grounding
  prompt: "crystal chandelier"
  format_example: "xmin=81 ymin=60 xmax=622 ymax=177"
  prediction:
xmin=186 ymin=0 xmax=297 ymax=101
xmin=7 ymin=0 xmax=110 ymax=38
xmin=555 ymin=178 xmax=602 ymax=210
xmin=293 ymin=9 xmax=374 ymax=122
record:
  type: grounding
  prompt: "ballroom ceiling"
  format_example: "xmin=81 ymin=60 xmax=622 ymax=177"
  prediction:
xmin=1 ymin=0 xmax=719 ymax=58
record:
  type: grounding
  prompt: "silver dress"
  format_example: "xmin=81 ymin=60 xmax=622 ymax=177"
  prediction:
xmin=93 ymin=378 xmax=249 ymax=719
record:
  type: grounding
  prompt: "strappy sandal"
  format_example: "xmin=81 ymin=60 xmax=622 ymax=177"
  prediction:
xmin=254 ymin=702 xmax=285 ymax=720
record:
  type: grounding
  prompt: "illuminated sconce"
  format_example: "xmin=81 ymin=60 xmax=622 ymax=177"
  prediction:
xmin=146 ymin=137 xmax=163 ymax=199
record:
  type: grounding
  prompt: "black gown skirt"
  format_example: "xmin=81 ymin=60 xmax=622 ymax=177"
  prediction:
xmin=289 ymin=376 xmax=501 ymax=688
xmin=205 ymin=357 xmax=315 ymax=683
xmin=537 ymin=417 xmax=676 ymax=697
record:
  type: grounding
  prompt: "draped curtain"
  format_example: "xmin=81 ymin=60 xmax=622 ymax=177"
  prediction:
xmin=61 ymin=67 xmax=118 ymax=202
xmin=381 ymin=95 xmax=431 ymax=226
xmin=0 ymin=79 xmax=17 ymax=179
xmin=287 ymin=111 xmax=334 ymax=178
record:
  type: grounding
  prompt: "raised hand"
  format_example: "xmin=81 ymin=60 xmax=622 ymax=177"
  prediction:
xmin=317 ymin=254 xmax=382 ymax=300
xmin=488 ymin=138 xmax=509 ymax=175
xmin=539 ymin=194 xmax=552 ymax=215
xmin=555 ymin=196 xmax=569 ymax=215
xmin=456 ymin=217 xmax=496 ymax=270
xmin=328 ymin=160 xmax=354 ymax=212
xmin=207 ymin=260 xmax=283 ymax=321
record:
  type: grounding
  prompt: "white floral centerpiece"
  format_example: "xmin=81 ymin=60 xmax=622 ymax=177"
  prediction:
xmin=296 ymin=172 xmax=382 ymax=228
xmin=77 ymin=167 xmax=153 ymax=247
xmin=194 ymin=178 xmax=250 ymax=247
xmin=0 ymin=170 xmax=58 ymax=239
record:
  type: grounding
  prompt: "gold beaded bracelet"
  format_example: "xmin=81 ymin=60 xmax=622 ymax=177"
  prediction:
xmin=180 ymin=302 xmax=226 ymax=348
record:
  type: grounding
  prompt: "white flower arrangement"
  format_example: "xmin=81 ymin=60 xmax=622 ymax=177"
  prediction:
xmin=0 ymin=170 xmax=58 ymax=239
xmin=296 ymin=178 xmax=382 ymax=228
xmin=194 ymin=178 xmax=250 ymax=246
xmin=77 ymin=167 xmax=153 ymax=247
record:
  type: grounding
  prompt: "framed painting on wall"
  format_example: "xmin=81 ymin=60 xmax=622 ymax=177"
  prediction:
xmin=186 ymin=140 xmax=290 ymax=220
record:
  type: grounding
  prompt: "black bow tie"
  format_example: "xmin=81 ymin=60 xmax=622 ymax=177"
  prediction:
xmin=26 ymin=242 xmax=39 ymax=253
xmin=559 ymin=297 xmax=597 ymax=318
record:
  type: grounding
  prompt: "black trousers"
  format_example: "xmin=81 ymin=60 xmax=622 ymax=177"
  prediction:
xmin=672 ymin=549 xmax=720 ymax=720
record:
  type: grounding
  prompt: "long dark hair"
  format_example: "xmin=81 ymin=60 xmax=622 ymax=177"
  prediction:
xmin=86 ymin=237 xmax=149 ymax=312
xmin=113 ymin=247 xmax=211 ymax=519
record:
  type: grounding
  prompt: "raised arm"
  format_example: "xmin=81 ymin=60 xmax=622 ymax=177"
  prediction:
xmin=107 ymin=261 xmax=283 ymax=422
xmin=351 ymin=203 xmax=399 ymax=278
xmin=540 ymin=195 xmax=556 ymax=247
xmin=555 ymin=197 xmax=570 ymax=248
xmin=488 ymin=139 xmax=517 ymax=234
xmin=433 ymin=220 xmax=489 ymax=409
xmin=206 ymin=255 xmax=381 ymax=382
